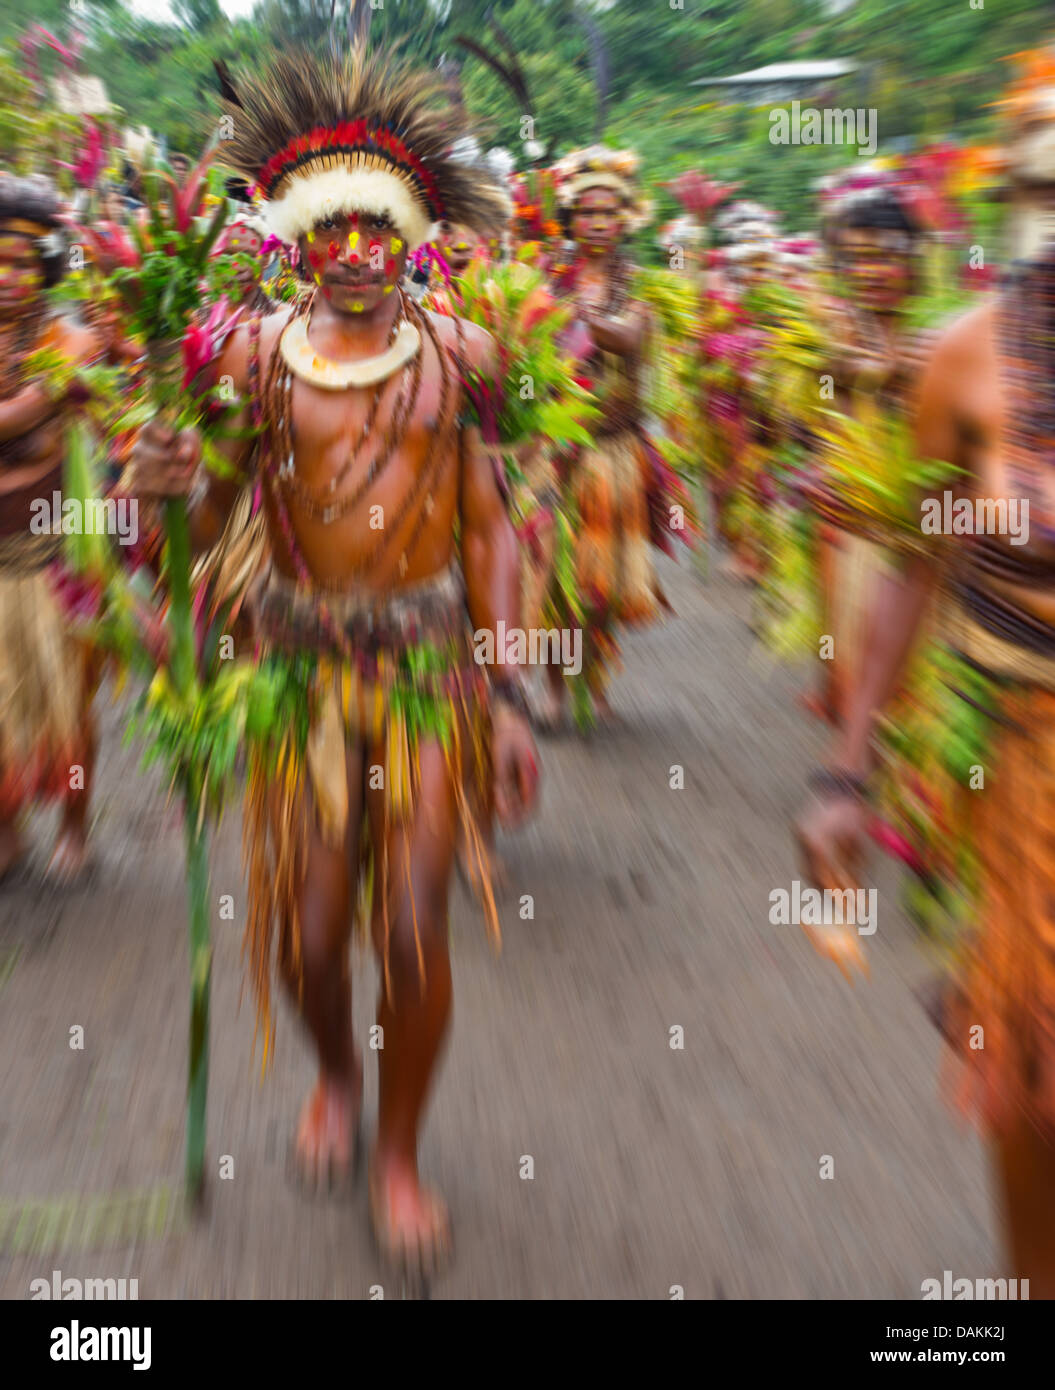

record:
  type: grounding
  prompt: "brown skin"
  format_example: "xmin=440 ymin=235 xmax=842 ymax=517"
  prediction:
xmin=128 ymin=207 xmax=539 ymax=1268
xmin=83 ymin=296 xmax=141 ymax=367
xmin=435 ymin=221 xmax=478 ymax=278
xmin=217 ymin=224 xmax=263 ymax=300
xmin=0 ymin=230 xmax=101 ymax=879
xmin=810 ymin=226 xmax=925 ymax=720
xmin=797 ymin=291 xmax=1055 ymax=1291
xmin=100 ymin=189 xmax=127 ymax=225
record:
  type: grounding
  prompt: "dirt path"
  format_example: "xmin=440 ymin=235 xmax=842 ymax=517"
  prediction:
xmin=0 ymin=556 xmax=995 ymax=1298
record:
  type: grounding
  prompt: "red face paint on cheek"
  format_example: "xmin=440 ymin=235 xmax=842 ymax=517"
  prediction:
xmin=308 ymin=249 xmax=322 ymax=268
xmin=385 ymin=258 xmax=396 ymax=278
xmin=327 ymin=241 xmax=338 ymax=261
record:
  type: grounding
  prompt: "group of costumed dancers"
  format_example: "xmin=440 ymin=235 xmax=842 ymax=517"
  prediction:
xmin=3 ymin=27 xmax=1055 ymax=1291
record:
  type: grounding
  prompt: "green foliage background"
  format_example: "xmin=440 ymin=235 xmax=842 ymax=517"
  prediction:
xmin=1 ymin=0 xmax=1048 ymax=238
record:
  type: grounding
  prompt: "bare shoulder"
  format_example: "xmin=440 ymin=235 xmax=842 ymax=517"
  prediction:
xmin=929 ymin=296 xmax=996 ymax=373
xmin=51 ymin=315 xmax=101 ymax=366
xmin=218 ymin=301 xmax=294 ymax=385
xmin=426 ymin=310 xmax=497 ymax=372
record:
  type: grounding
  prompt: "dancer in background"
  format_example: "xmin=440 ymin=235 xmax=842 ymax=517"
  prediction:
xmin=0 ymin=174 xmax=101 ymax=880
xmin=541 ymin=145 xmax=686 ymax=728
xmin=798 ymin=47 xmax=1055 ymax=1295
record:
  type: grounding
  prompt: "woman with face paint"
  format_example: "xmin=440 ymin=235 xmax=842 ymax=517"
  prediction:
xmin=539 ymin=146 xmax=676 ymax=728
xmin=798 ymin=45 xmax=1055 ymax=1296
xmin=0 ymin=174 xmax=103 ymax=883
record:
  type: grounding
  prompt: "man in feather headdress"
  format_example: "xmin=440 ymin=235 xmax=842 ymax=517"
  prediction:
xmin=127 ymin=44 xmax=537 ymax=1274
xmin=0 ymin=173 xmax=101 ymax=881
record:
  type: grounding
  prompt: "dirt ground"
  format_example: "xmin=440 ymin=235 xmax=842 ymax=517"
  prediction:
xmin=0 ymin=555 xmax=997 ymax=1299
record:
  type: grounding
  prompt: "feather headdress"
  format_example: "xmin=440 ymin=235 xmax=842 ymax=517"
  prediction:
xmin=995 ymin=43 xmax=1055 ymax=185
xmin=0 ymin=173 xmax=67 ymax=283
xmin=215 ymin=45 xmax=510 ymax=252
xmin=553 ymin=145 xmax=650 ymax=231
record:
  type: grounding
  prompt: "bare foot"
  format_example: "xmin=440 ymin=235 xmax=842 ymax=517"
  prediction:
xmin=45 ymin=822 xmax=92 ymax=886
xmin=369 ymin=1152 xmax=452 ymax=1279
xmin=531 ymin=675 xmax=564 ymax=731
xmin=796 ymin=689 xmax=834 ymax=724
xmin=291 ymin=1067 xmax=363 ymax=1193
xmin=591 ymin=689 xmax=617 ymax=726
xmin=717 ymin=551 xmax=755 ymax=584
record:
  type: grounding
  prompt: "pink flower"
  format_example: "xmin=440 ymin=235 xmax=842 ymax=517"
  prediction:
xmin=180 ymin=296 xmax=243 ymax=392
xmin=59 ymin=120 xmax=106 ymax=191
xmin=870 ymin=820 xmax=927 ymax=877
xmin=181 ymin=322 xmax=211 ymax=392
xmin=664 ymin=170 xmax=742 ymax=220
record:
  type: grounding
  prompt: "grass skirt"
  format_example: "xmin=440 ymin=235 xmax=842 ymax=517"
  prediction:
xmin=0 ymin=537 xmax=83 ymax=817
xmin=241 ymin=566 xmax=495 ymax=1066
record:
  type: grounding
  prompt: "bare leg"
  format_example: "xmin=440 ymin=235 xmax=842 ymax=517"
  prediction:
xmin=48 ymin=648 xmax=100 ymax=881
xmin=283 ymin=746 xmax=365 ymax=1189
xmin=994 ymin=1116 xmax=1055 ymax=1298
xmin=533 ymin=662 xmax=566 ymax=729
xmin=365 ymin=728 xmax=460 ymax=1273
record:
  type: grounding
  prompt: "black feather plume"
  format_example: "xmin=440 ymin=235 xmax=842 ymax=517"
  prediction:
xmin=213 ymin=59 xmax=243 ymax=109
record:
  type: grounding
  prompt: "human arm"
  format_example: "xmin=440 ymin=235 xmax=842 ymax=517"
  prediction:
xmin=458 ymin=321 xmax=540 ymax=827
xmin=122 ymin=316 xmax=261 ymax=554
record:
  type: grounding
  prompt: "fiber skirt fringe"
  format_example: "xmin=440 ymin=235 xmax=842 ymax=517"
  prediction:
xmin=570 ymin=429 xmax=662 ymax=627
xmin=241 ymin=569 xmax=496 ymax=1069
xmin=0 ymin=550 xmax=83 ymax=817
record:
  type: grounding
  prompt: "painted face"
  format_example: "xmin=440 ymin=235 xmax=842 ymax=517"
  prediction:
xmin=221 ymin=227 xmax=263 ymax=296
xmin=301 ymin=210 xmax=407 ymax=314
xmin=838 ymin=227 xmax=913 ymax=313
xmin=437 ymin=221 xmax=477 ymax=276
xmin=571 ymin=187 xmax=624 ymax=256
xmin=0 ymin=231 xmax=45 ymax=318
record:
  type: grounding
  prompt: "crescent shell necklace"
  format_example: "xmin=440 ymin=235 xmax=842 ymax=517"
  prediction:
xmin=279 ymin=295 xmax=421 ymax=390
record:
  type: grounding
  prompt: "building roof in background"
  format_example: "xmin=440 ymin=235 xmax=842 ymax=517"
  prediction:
xmin=692 ymin=60 xmax=859 ymax=87
xmin=51 ymin=73 xmax=110 ymax=116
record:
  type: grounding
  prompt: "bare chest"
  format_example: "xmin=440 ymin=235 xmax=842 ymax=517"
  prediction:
xmin=264 ymin=351 xmax=462 ymax=586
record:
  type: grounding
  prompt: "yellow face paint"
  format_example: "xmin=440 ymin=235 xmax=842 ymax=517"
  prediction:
xmin=306 ymin=230 xmax=315 ymax=244
xmin=352 ymin=302 xmax=364 ymax=313
xmin=383 ymin=284 xmax=394 ymax=295
xmin=349 ymin=231 xmax=359 ymax=249
xmin=390 ymin=237 xmax=403 ymax=254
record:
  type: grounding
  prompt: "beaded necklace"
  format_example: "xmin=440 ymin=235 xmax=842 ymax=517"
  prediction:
xmin=254 ymin=293 xmax=460 ymax=665
xmin=278 ymin=298 xmax=423 ymax=524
